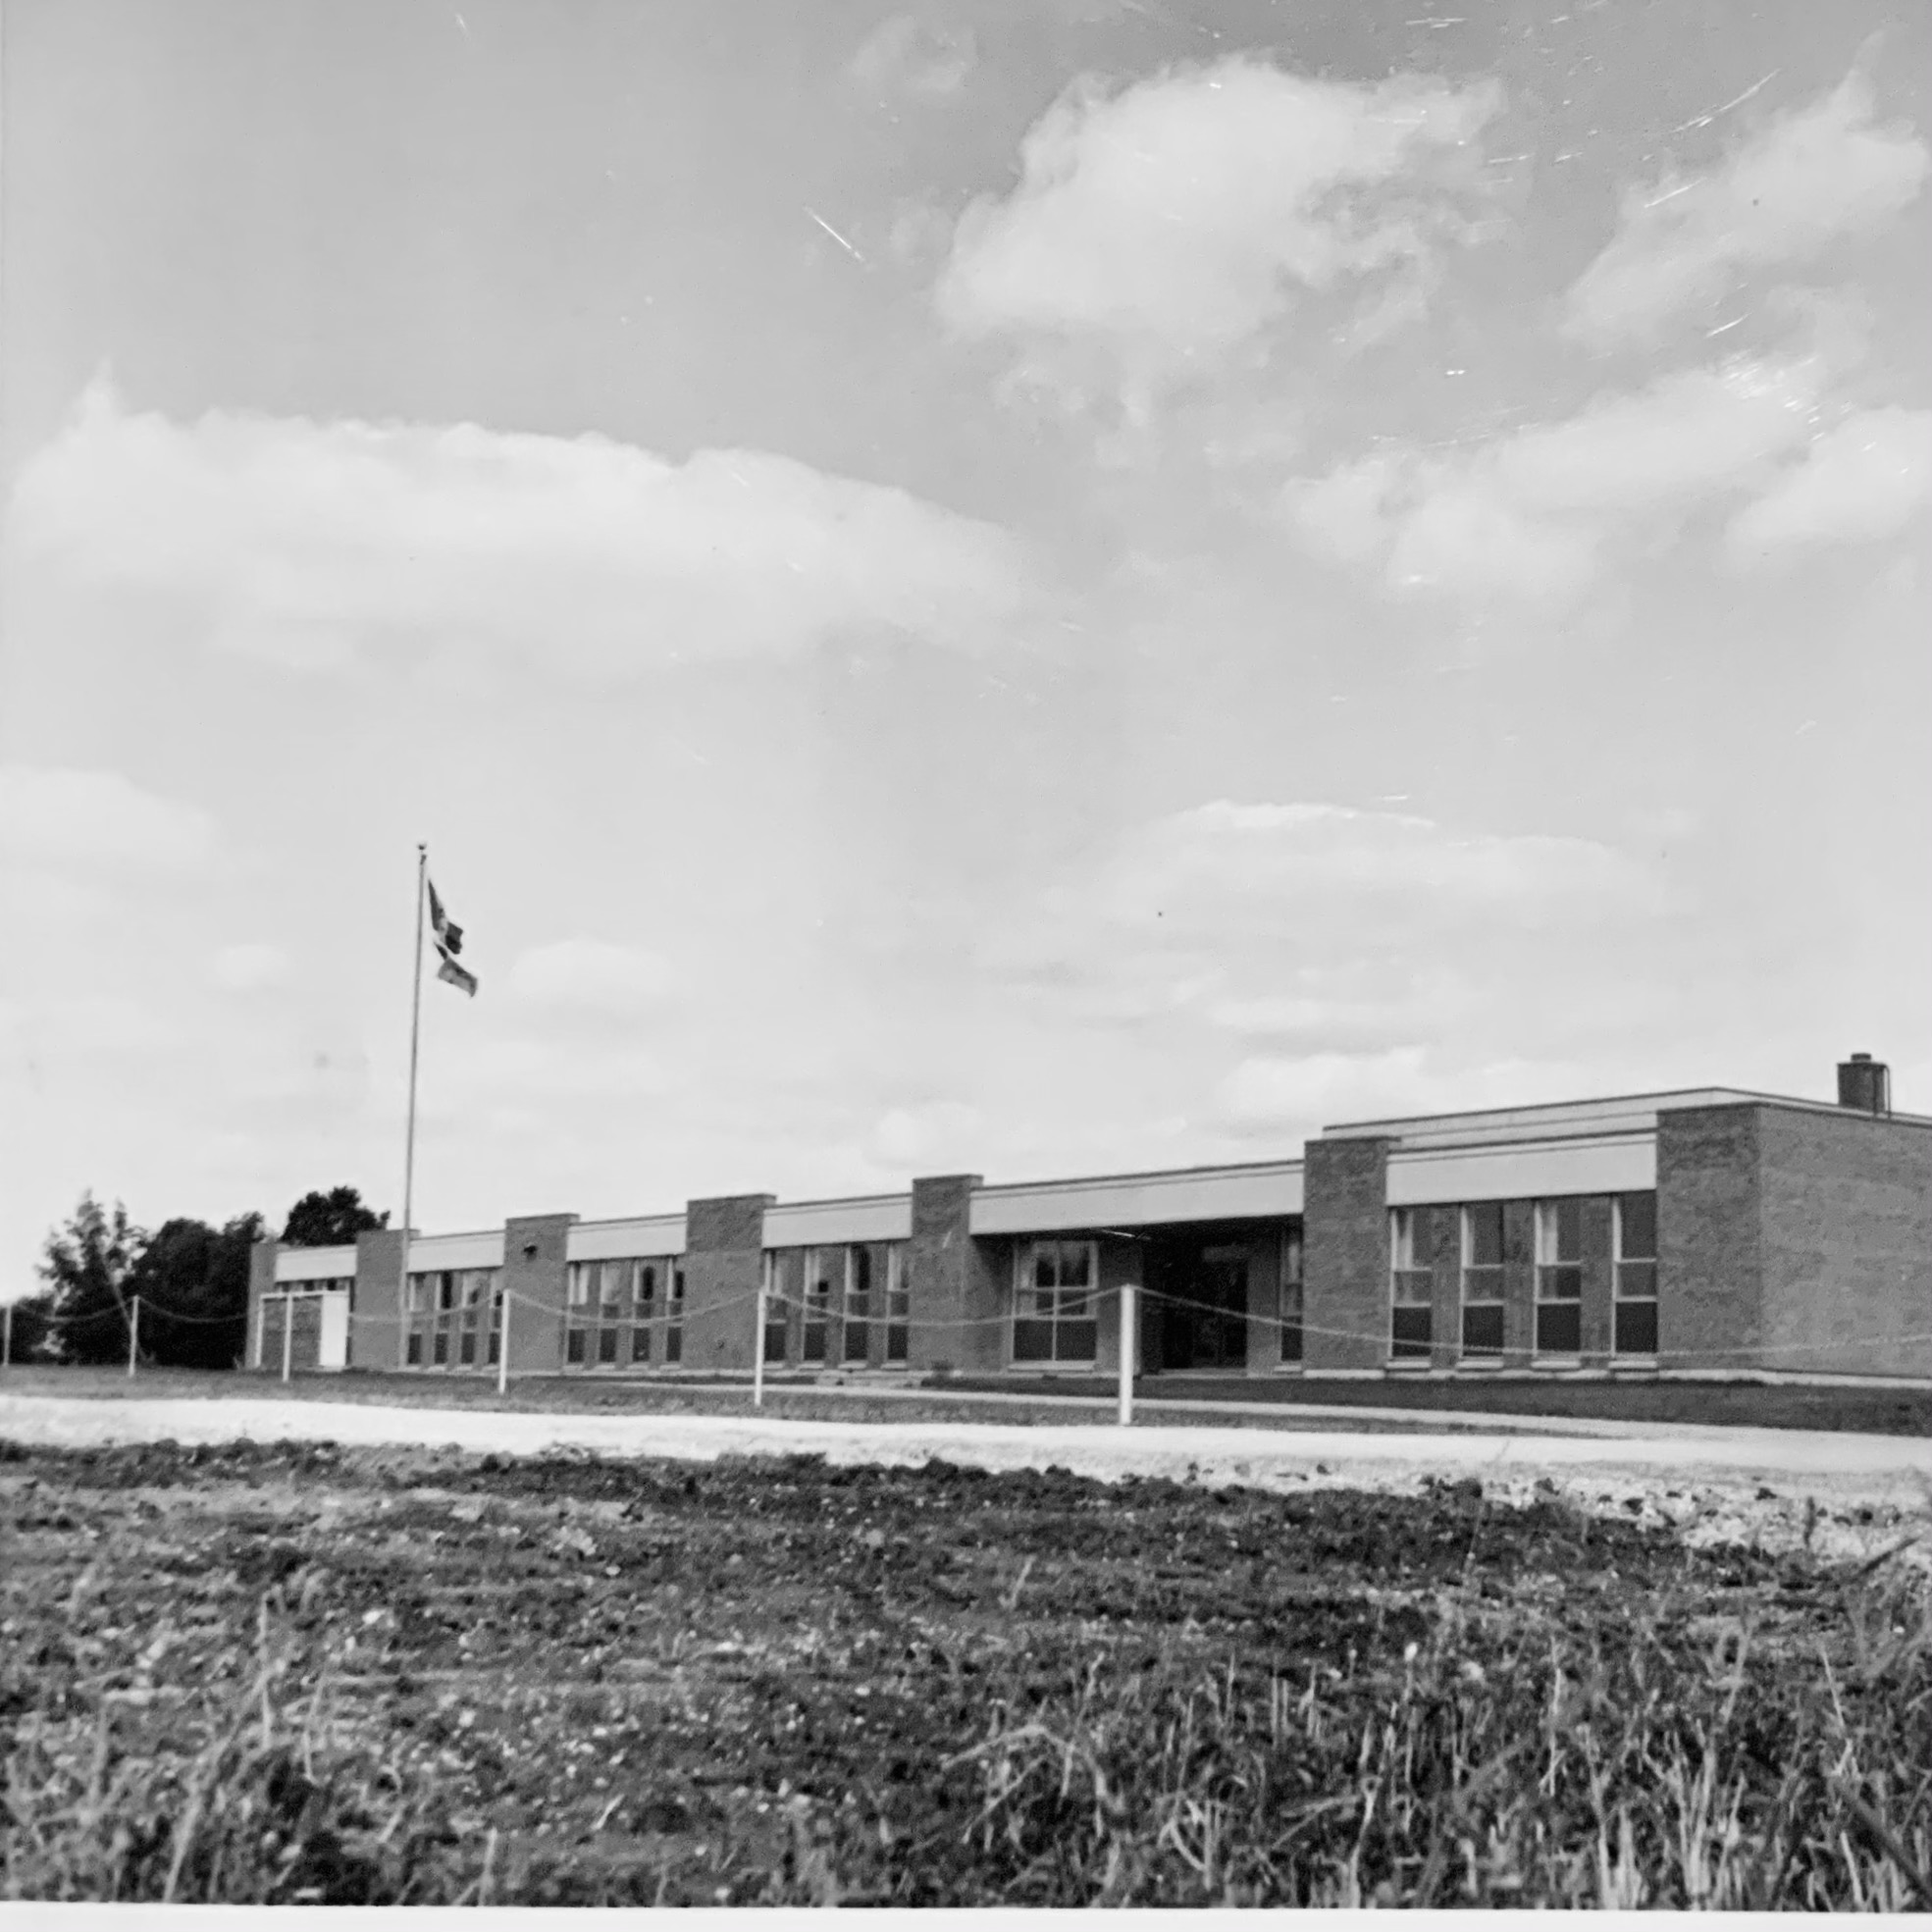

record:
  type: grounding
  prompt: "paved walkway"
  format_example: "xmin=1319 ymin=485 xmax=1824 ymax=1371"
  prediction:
xmin=7 ymin=1390 xmax=1932 ymax=1497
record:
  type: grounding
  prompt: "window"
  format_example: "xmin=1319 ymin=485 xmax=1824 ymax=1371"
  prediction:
xmin=885 ymin=1243 xmax=910 ymax=1363
xmin=405 ymin=1273 xmax=426 ymax=1314
xmin=632 ymin=1325 xmax=652 ymax=1363
xmin=565 ymin=1328 xmax=586 ymax=1365
xmin=843 ymin=1246 xmax=872 ymax=1364
xmin=665 ymin=1266 xmax=685 ymax=1364
xmin=1614 ymin=1191 xmax=1658 ymax=1356
xmin=406 ymin=1332 xmax=423 ymax=1366
xmin=1013 ymin=1239 xmax=1098 ymax=1365
xmin=1535 ymin=1199 xmax=1584 ymax=1355
xmin=802 ymin=1250 xmax=833 ymax=1363
xmin=433 ymin=1330 xmax=449 ymax=1366
xmin=1460 ymin=1204 xmax=1505 ymax=1357
xmin=459 ymin=1329 xmax=477 ymax=1366
xmin=1389 ymin=1208 xmax=1434 ymax=1359
xmin=437 ymin=1271 xmax=457 ymax=1315
xmin=637 ymin=1264 xmax=658 ymax=1313
xmin=566 ymin=1262 xmax=592 ymax=1307
xmin=1279 ymin=1226 xmax=1304 ymax=1365
xmin=762 ymin=1252 xmax=789 ymax=1364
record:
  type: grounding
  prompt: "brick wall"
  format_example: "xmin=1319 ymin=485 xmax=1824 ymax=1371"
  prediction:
xmin=908 ymin=1175 xmax=1004 ymax=1374
xmin=1656 ymin=1106 xmax=1765 ymax=1373
xmin=1304 ymin=1137 xmax=1390 ymax=1371
xmin=1757 ymin=1105 xmax=1932 ymax=1378
xmin=501 ymin=1214 xmax=574 ymax=1376
xmin=247 ymin=1239 xmax=279 ymax=1370
xmin=351 ymin=1227 xmax=408 ymax=1370
xmin=682 ymin=1195 xmax=772 ymax=1372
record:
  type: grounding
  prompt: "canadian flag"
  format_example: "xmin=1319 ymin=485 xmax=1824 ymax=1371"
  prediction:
xmin=427 ymin=877 xmax=478 ymax=997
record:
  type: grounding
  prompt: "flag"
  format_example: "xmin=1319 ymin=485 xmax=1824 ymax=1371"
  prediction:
xmin=426 ymin=876 xmax=478 ymax=997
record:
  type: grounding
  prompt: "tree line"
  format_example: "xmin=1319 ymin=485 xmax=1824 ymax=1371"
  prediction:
xmin=6 ymin=1186 xmax=389 ymax=1370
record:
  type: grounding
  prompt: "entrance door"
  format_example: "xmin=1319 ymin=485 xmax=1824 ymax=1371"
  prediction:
xmin=1153 ymin=1240 xmax=1252 ymax=1372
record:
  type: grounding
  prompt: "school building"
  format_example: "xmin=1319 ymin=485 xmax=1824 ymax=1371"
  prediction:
xmin=249 ymin=1053 xmax=1932 ymax=1386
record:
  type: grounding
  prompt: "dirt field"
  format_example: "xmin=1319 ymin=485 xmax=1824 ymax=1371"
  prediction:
xmin=5 ymin=1433 xmax=1930 ymax=1906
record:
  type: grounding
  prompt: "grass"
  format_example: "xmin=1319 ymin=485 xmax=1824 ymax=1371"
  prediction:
xmin=9 ymin=1359 xmax=1931 ymax=1437
xmin=3 ymin=1437 xmax=1929 ymax=1905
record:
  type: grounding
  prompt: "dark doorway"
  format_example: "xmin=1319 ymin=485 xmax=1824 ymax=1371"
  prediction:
xmin=1147 ymin=1236 xmax=1252 ymax=1372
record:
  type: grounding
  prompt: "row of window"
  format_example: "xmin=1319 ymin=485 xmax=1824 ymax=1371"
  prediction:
xmin=762 ymin=1246 xmax=912 ymax=1366
xmin=1389 ymin=1192 xmax=1658 ymax=1362
xmin=563 ymin=1258 xmax=685 ymax=1366
xmin=402 ymin=1268 xmax=504 ymax=1368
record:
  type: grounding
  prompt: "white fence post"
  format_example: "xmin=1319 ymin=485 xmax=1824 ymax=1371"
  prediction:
xmin=281 ymin=1295 xmax=293 ymax=1383
xmin=128 ymin=1295 xmax=140 ymax=1379
xmin=753 ymin=1268 xmax=767 ymax=1411
xmin=1118 ymin=1281 xmax=1135 ymax=1428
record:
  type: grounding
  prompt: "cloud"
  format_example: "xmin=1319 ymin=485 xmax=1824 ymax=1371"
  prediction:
xmin=864 ymin=1099 xmax=983 ymax=1169
xmin=211 ymin=943 xmax=289 ymax=993
xmin=506 ymin=938 xmax=675 ymax=1016
xmin=1564 ymin=71 xmax=1929 ymax=347
xmin=1282 ymin=350 xmax=1829 ymax=602
xmin=0 ymin=765 xmax=218 ymax=873
xmin=1215 ymin=1048 xmax=1587 ymax=1132
xmin=987 ymin=801 xmax=1662 ymax=1040
xmin=5 ymin=381 xmax=1033 ymax=678
xmin=936 ymin=57 xmax=1502 ymax=408
xmin=1087 ymin=801 xmax=1661 ymax=933
xmin=849 ymin=15 xmax=976 ymax=98
xmin=1725 ymin=406 xmax=1932 ymax=564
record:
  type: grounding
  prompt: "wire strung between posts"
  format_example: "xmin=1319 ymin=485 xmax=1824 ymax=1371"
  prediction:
xmin=303 ymin=1279 xmax=1932 ymax=1365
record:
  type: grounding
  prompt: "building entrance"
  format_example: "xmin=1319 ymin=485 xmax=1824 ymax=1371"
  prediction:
xmin=1146 ymin=1238 xmax=1251 ymax=1372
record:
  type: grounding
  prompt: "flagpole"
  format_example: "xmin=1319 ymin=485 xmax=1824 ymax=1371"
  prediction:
xmin=397 ymin=843 xmax=427 ymax=1372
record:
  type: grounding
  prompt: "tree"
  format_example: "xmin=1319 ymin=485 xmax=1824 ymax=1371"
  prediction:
xmin=37 ymin=1193 xmax=144 ymax=1365
xmin=281 ymin=1186 xmax=388 ymax=1248
xmin=127 ymin=1211 xmax=265 ymax=1370
xmin=3 ymin=1290 xmax=59 ymax=1365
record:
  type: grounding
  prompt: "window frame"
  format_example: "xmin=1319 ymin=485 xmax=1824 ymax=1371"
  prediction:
xmin=1534 ymin=1199 xmax=1584 ymax=1357
xmin=1279 ymin=1225 xmax=1304 ymax=1366
xmin=1459 ymin=1204 xmax=1506 ymax=1359
xmin=1388 ymin=1208 xmax=1434 ymax=1361
xmin=1613 ymin=1191 xmax=1659 ymax=1357
xmin=1012 ymin=1237 xmax=1099 ymax=1367
xmin=884 ymin=1242 xmax=911 ymax=1363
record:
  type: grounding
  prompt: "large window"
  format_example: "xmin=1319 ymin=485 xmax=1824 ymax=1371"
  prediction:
xmin=1279 ymin=1226 xmax=1304 ymax=1365
xmin=1614 ymin=1191 xmax=1658 ymax=1356
xmin=802 ymin=1250 xmax=833 ymax=1363
xmin=633 ymin=1263 xmax=657 ymax=1363
xmin=885 ymin=1244 xmax=910 ymax=1363
xmin=1460 ymin=1204 xmax=1505 ymax=1358
xmin=758 ymin=1252 xmax=788 ymax=1363
xmin=1389 ymin=1208 xmax=1434 ymax=1359
xmin=843 ymin=1247 xmax=872 ymax=1364
xmin=1013 ymin=1239 xmax=1098 ymax=1365
xmin=665 ymin=1266 xmax=685 ymax=1364
xmin=1535 ymin=1199 xmax=1584 ymax=1355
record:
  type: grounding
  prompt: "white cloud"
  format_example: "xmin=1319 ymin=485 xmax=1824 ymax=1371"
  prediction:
xmin=937 ymin=58 xmax=1502 ymax=407
xmin=864 ymin=1099 xmax=983 ymax=1169
xmin=211 ymin=943 xmax=289 ymax=993
xmin=1282 ymin=352 xmax=1828 ymax=602
xmin=1090 ymin=800 xmax=1661 ymax=932
xmin=506 ymin=938 xmax=675 ymax=1016
xmin=0 ymin=765 xmax=217 ymax=873
xmin=1216 ymin=1048 xmax=1587 ymax=1133
xmin=5 ymin=381 xmax=1033 ymax=678
xmin=1725 ymin=406 xmax=1932 ymax=564
xmin=848 ymin=15 xmax=976 ymax=98
xmin=1564 ymin=72 xmax=1929 ymax=347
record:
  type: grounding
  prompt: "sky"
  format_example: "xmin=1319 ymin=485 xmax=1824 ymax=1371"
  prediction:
xmin=2 ymin=0 xmax=1928 ymax=1294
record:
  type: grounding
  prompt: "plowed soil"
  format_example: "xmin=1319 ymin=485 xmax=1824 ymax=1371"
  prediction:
xmin=4 ymin=1437 xmax=1929 ymax=1906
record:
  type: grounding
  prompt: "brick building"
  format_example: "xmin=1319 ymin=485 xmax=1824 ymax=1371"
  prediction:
xmin=251 ymin=1055 xmax=1931 ymax=1385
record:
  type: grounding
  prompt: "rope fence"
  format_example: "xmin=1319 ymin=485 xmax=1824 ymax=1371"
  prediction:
xmin=14 ymin=1271 xmax=1929 ymax=1405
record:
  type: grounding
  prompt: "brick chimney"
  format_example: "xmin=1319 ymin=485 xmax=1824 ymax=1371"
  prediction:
xmin=1836 ymin=1053 xmax=1891 ymax=1117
